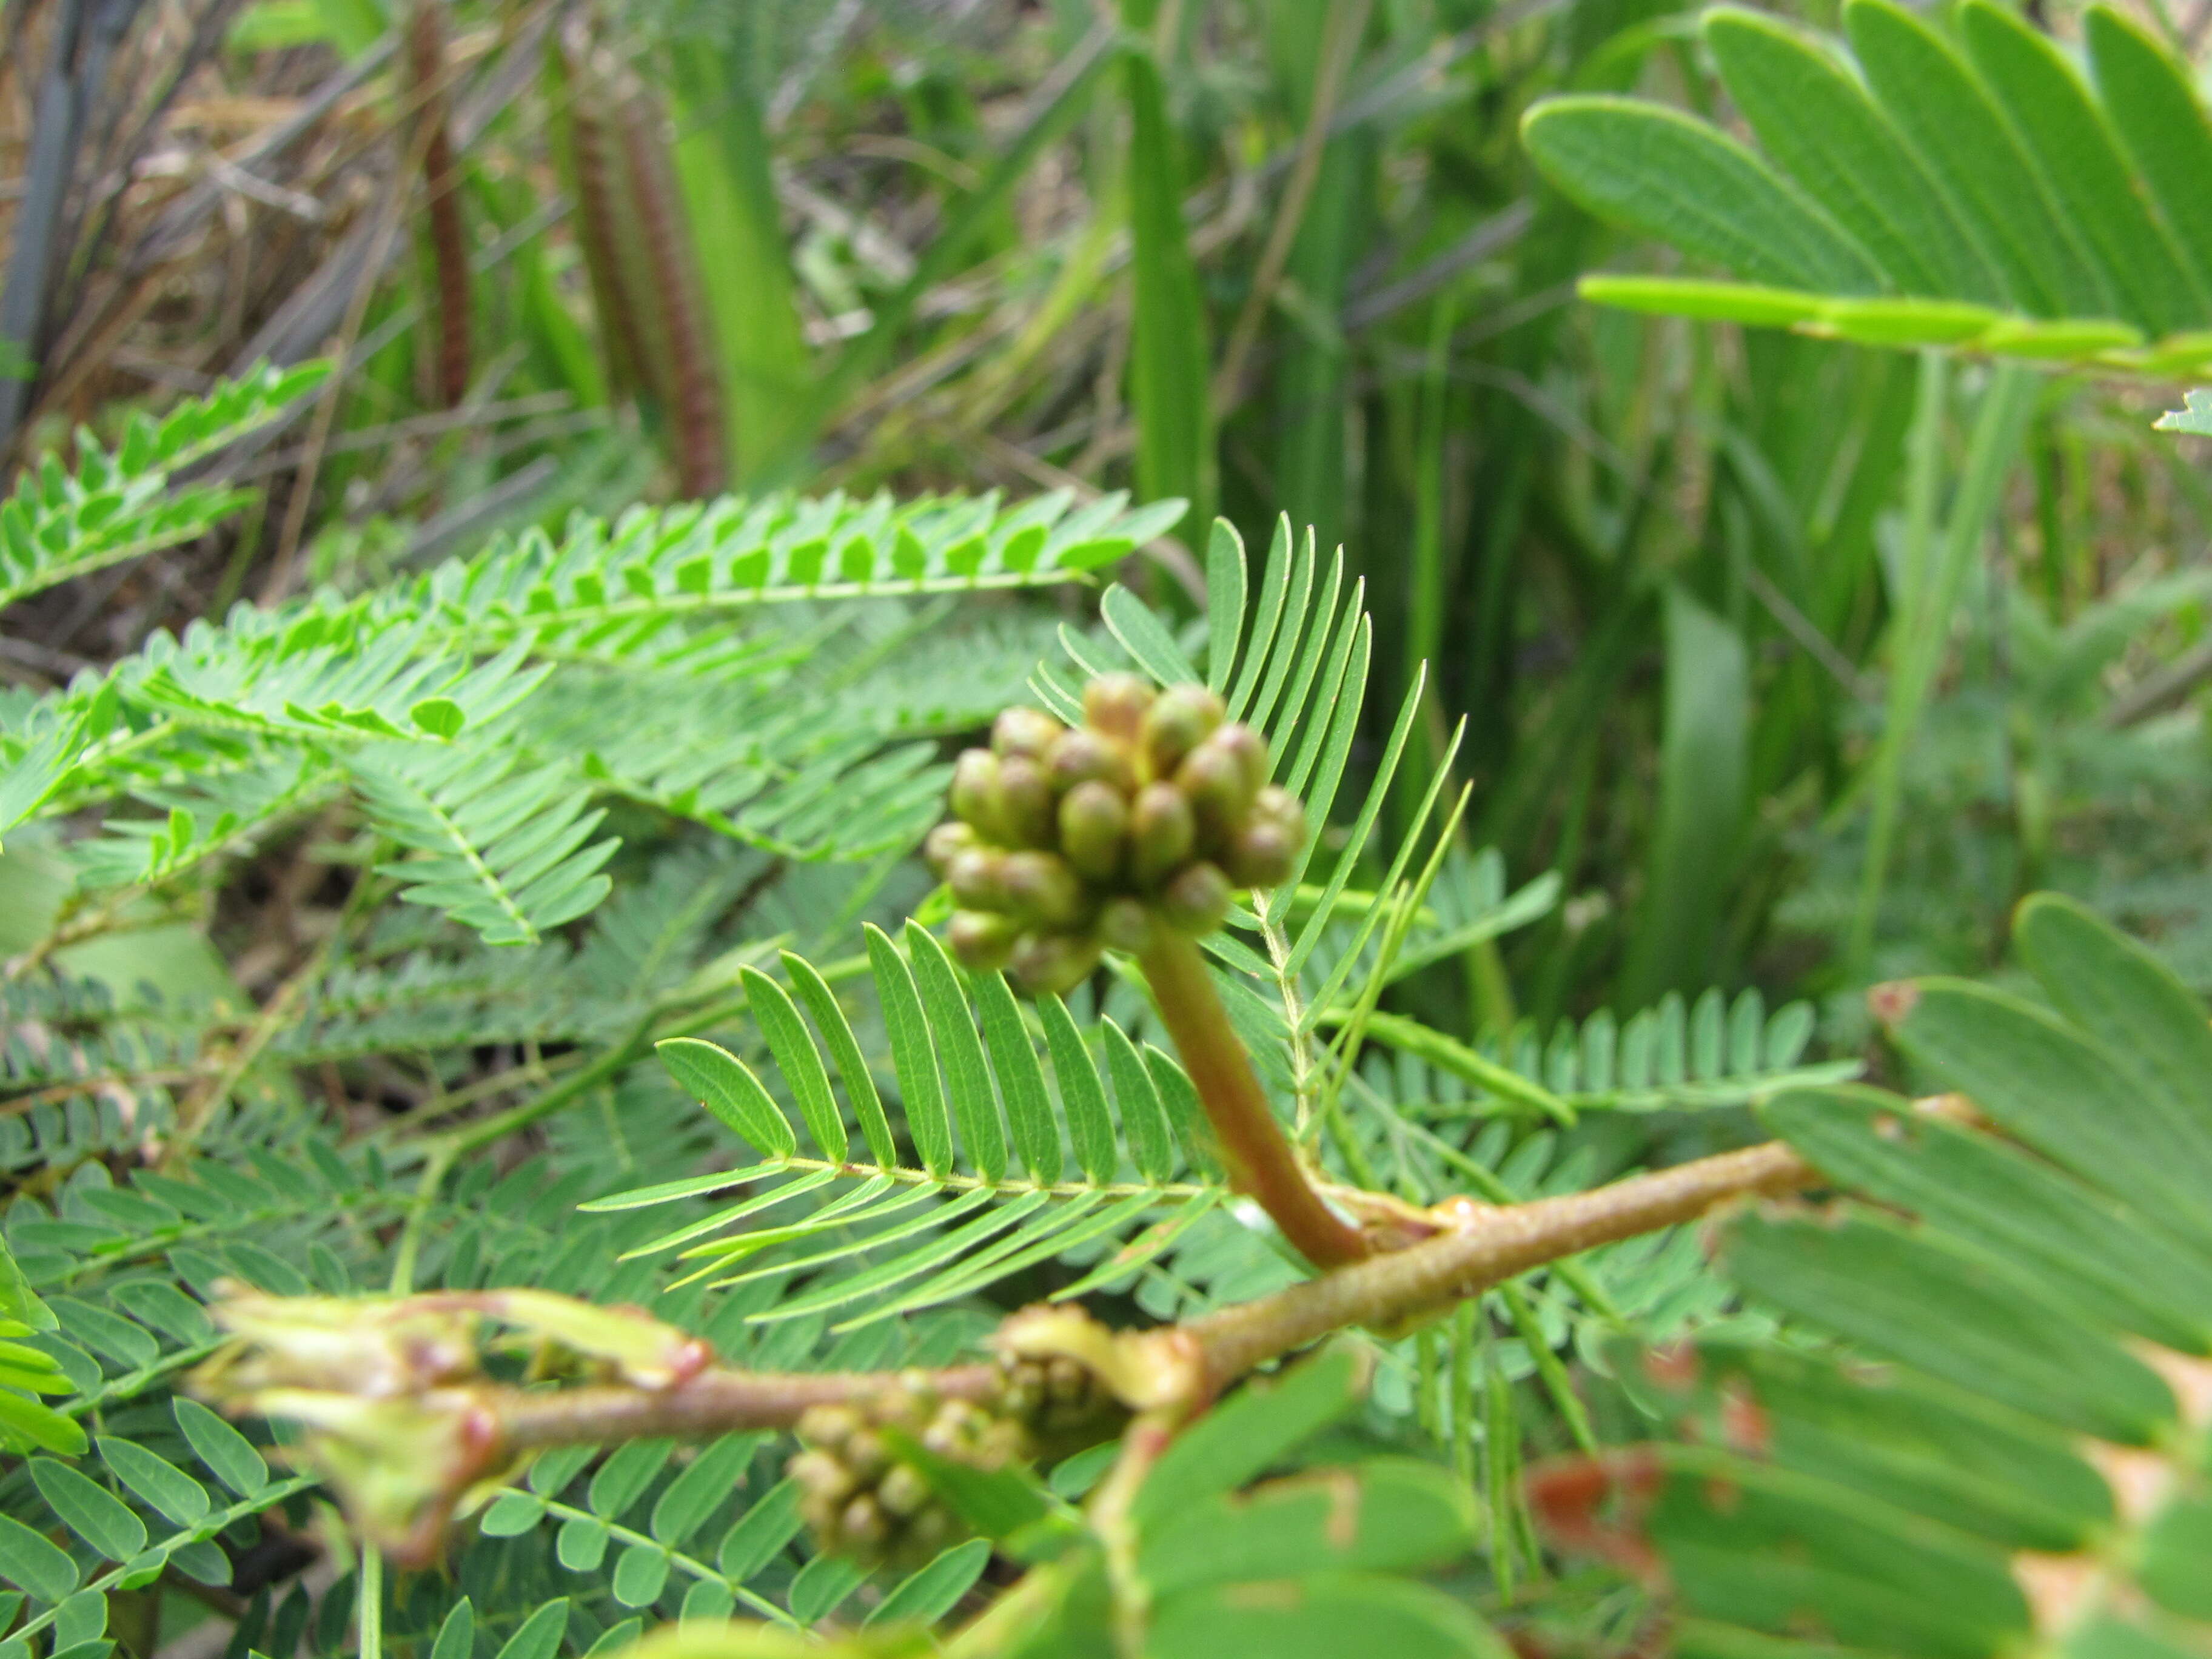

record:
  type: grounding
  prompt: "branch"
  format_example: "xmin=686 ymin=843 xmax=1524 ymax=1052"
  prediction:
xmin=494 ymin=1365 xmax=1000 ymax=1449
xmin=1178 ymin=1138 xmax=1813 ymax=1386
xmin=191 ymin=1127 xmax=1840 ymax=1563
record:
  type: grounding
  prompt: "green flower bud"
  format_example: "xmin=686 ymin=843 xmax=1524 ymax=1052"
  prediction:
xmin=1208 ymin=723 xmax=1271 ymax=796
xmin=993 ymin=706 xmax=1064 ymax=760
xmin=947 ymin=849 xmax=1011 ymax=911
xmin=1082 ymin=672 xmax=1155 ymax=742
xmin=789 ymin=1449 xmax=856 ymax=1507
xmin=925 ymin=820 xmax=980 ymax=879
xmin=950 ymin=749 xmax=1002 ymax=836
xmin=949 ymin=910 xmax=1019 ymax=973
xmin=1096 ymin=896 xmax=1153 ymax=954
xmin=1048 ymin=727 xmax=1136 ymax=795
xmin=1225 ymin=822 xmax=1299 ymax=890
xmin=996 ymin=756 xmax=1056 ymax=848
xmin=1047 ymin=1356 xmax=1091 ymax=1409
xmin=799 ymin=1405 xmax=863 ymax=1450
xmin=840 ymin=1494 xmax=889 ymax=1549
xmin=876 ymin=1463 xmax=931 ymax=1519
xmin=1176 ymin=738 xmax=1256 ymax=845
xmin=1252 ymin=783 xmax=1302 ymax=828
xmin=1128 ymin=782 xmax=1195 ymax=888
xmin=1158 ymin=861 xmax=1232 ymax=936
xmin=1140 ymin=684 xmax=1225 ymax=780
xmin=1058 ymin=780 xmax=1129 ymax=882
xmin=1002 ymin=851 xmax=1087 ymax=927
xmin=843 ymin=1427 xmax=891 ymax=1483
xmin=1009 ymin=931 xmax=1103 ymax=997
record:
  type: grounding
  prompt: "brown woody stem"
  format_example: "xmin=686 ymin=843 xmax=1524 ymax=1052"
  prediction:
xmin=1179 ymin=1139 xmax=1815 ymax=1387
xmin=494 ymin=1364 xmax=1001 ymax=1449
xmin=401 ymin=1142 xmax=1817 ymax=1451
xmin=1136 ymin=933 xmax=1371 ymax=1269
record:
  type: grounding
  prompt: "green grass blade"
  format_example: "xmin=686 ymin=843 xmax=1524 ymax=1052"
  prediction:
xmin=1121 ymin=19 xmax=1216 ymax=545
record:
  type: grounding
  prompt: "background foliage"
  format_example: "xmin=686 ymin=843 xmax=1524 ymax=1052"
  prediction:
xmin=2 ymin=0 xmax=2210 ymax=1654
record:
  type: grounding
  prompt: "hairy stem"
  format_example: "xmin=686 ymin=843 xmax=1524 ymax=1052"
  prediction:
xmin=1137 ymin=932 xmax=1370 ymax=1268
xmin=493 ymin=1365 xmax=1000 ymax=1448
xmin=1180 ymin=1139 xmax=1814 ymax=1386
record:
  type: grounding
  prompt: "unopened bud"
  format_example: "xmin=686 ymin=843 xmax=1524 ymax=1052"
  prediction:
xmin=1048 ymin=728 xmax=1136 ymax=795
xmin=799 ymin=1405 xmax=862 ymax=1449
xmin=996 ymin=756 xmax=1056 ymax=848
xmin=1209 ymin=723 xmax=1271 ymax=796
xmin=1010 ymin=932 xmax=1104 ymax=997
xmin=993 ymin=706 xmax=1064 ymax=760
xmin=947 ymin=849 xmax=1011 ymax=911
xmin=1047 ymin=1356 xmax=1090 ymax=1406
xmin=1002 ymin=851 xmax=1086 ymax=927
xmin=1226 ymin=822 xmax=1299 ymax=890
xmin=789 ymin=1449 xmax=857 ymax=1506
xmin=877 ymin=1463 xmax=931 ymax=1518
xmin=948 ymin=911 xmax=1019 ymax=973
xmin=1158 ymin=861 xmax=1232 ymax=936
xmin=1083 ymin=673 xmax=1156 ymax=742
xmin=842 ymin=1494 xmax=890 ymax=1548
xmin=1059 ymin=781 xmax=1129 ymax=882
xmin=1129 ymin=783 xmax=1195 ymax=888
xmin=1097 ymin=896 xmax=1153 ymax=954
xmin=950 ymin=749 xmax=1002 ymax=836
xmin=1140 ymin=685 xmax=1225 ymax=780
xmin=1177 ymin=740 xmax=1255 ymax=844
xmin=925 ymin=820 xmax=980 ymax=879
xmin=1251 ymin=783 xmax=1302 ymax=830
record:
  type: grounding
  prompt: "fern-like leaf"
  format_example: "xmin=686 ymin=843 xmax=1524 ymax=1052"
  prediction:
xmin=592 ymin=922 xmax=1222 ymax=1330
xmin=0 ymin=363 xmax=329 ymax=613
xmin=347 ymin=736 xmax=618 ymax=947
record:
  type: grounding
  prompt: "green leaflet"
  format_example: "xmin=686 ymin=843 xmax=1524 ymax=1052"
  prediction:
xmin=1149 ymin=1575 xmax=1501 ymax=1659
xmin=2013 ymin=892 xmax=2212 ymax=1160
xmin=2088 ymin=7 xmax=2212 ymax=300
xmin=1724 ymin=1209 xmax=2174 ymax=1444
xmin=1701 ymin=9 xmax=1989 ymax=302
xmin=1632 ymin=1336 xmax=2110 ymax=1553
xmin=1842 ymin=0 xmax=2105 ymax=320
xmin=1890 ymin=979 xmax=2212 ymax=1255
xmin=1132 ymin=1346 xmax=1365 ymax=1526
xmin=904 ymin=923 xmax=1008 ymax=1185
xmin=1761 ymin=1086 xmax=2212 ymax=1353
xmin=740 ymin=968 xmax=847 ymax=1162
xmin=1956 ymin=0 xmax=2207 ymax=337
xmin=1527 ymin=0 xmax=2212 ymax=370
xmin=656 ymin=1039 xmax=799 ymax=1159
xmin=865 ymin=1540 xmax=991 ymax=1628
xmin=972 ymin=970 xmax=1064 ymax=1185
xmin=1521 ymin=96 xmax=1886 ymax=294
xmin=1139 ymin=1458 xmax=1475 ymax=1596
xmin=1647 ymin=1447 xmax=2031 ymax=1658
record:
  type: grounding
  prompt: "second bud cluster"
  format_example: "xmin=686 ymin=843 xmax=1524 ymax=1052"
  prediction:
xmin=925 ymin=674 xmax=1307 ymax=994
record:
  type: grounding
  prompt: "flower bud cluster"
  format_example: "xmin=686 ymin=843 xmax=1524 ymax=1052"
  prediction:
xmin=788 ymin=1375 xmax=1030 ymax=1569
xmin=994 ymin=1349 xmax=1120 ymax=1450
xmin=926 ymin=675 xmax=1309 ymax=994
